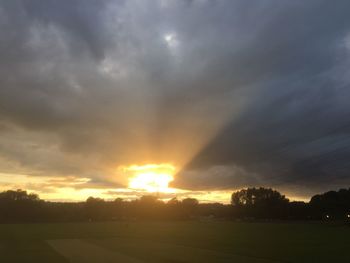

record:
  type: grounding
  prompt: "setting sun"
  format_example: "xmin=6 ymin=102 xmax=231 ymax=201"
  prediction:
xmin=125 ymin=164 xmax=176 ymax=193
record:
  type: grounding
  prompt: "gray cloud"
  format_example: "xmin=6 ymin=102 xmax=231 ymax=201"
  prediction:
xmin=0 ymin=0 xmax=350 ymax=198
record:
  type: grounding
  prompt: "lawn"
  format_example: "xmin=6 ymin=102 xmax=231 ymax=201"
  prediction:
xmin=0 ymin=221 xmax=349 ymax=262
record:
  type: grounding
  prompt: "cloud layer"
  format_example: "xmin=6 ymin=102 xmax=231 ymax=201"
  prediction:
xmin=1 ymin=0 xmax=350 ymax=199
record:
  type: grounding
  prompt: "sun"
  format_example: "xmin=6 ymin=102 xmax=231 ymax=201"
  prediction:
xmin=129 ymin=172 xmax=173 ymax=192
xmin=163 ymin=32 xmax=178 ymax=49
xmin=125 ymin=164 xmax=176 ymax=193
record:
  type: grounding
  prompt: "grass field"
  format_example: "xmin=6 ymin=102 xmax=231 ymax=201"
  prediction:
xmin=0 ymin=221 xmax=349 ymax=262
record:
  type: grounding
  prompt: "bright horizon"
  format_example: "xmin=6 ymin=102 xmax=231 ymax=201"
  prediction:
xmin=0 ymin=168 xmax=309 ymax=203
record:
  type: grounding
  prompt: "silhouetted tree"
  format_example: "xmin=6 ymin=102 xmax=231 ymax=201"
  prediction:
xmin=0 ymin=187 xmax=349 ymax=222
xmin=310 ymin=188 xmax=350 ymax=219
xmin=231 ymin=187 xmax=289 ymax=219
xmin=0 ymin=189 xmax=43 ymax=222
xmin=167 ymin=197 xmax=180 ymax=206
xmin=85 ymin=197 xmax=106 ymax=221
xmin=181 ymin=198 xmax=199 ymax=218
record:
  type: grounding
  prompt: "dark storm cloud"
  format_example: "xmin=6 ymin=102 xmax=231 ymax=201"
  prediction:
xmin=182 ymin=0 xmax=350 ymax=192
xmin=0 ymin=0 xmax=350 ymax=197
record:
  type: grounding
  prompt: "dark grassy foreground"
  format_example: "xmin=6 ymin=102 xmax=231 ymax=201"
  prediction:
xmin=0 ymin=221 xmax=349 ymax=262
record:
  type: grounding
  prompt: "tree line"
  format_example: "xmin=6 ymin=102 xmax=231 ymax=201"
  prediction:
xmin=0 ymin=187 xmax=349 ymax=223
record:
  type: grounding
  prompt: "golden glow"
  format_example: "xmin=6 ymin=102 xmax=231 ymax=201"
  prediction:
xmin=125 ymin=164 xmax=176 ymax=193
xmin=0 ymin=172 xmax=309 ymax=203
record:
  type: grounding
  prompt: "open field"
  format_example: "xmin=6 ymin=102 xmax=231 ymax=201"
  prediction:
xmin=0 ymin=221 xmax=349 ymax=262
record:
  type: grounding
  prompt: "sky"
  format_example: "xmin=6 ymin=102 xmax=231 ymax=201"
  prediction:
xmin=1 ymin=0 xmax=350 ymax=203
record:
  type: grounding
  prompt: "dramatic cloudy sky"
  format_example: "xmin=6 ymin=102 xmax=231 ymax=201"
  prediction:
xmin=1 ymin=0 xmax=350 ymax=202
